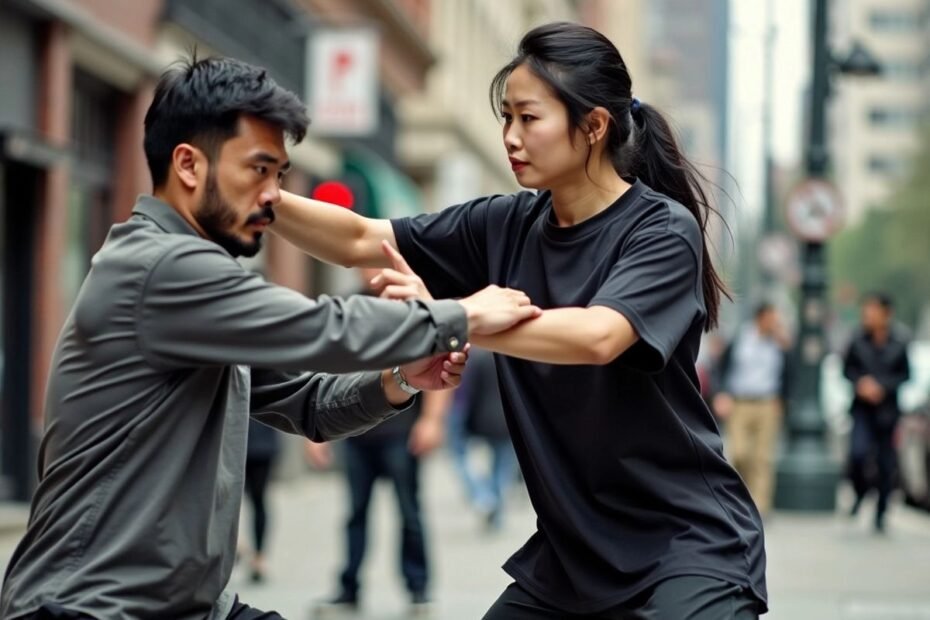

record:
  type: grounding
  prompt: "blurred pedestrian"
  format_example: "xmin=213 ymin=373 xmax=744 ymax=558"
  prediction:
xmin=275 ymin=21 xmax=767 ymax=619
xmin=0 ymin=55 xmax=534 ymax=620
xmin=712 ymin=303 xmax=790 ymax=518
xmin=844 ymin=292 xmax=910 ymax=532
xmin=307 ymin=269 xmax=454 ymax=618
xmin=243 ymin=419 xmax=281 ymax=583
xmin=448 ymin=347 xmax=518 ymax=531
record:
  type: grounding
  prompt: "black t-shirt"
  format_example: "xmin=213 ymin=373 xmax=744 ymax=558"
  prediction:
xmin=392 ymin=180 xmax=767 ymax=614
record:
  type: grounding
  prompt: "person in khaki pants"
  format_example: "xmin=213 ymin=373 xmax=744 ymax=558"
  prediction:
xmin=713 ymin=304 xmax=790 ymax=517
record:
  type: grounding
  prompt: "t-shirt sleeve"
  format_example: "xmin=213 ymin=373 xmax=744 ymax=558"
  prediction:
xmin=391 ymin=196 xmax=506 ymax=299
xmin=588 ymin=231 xmax=703 ymax=372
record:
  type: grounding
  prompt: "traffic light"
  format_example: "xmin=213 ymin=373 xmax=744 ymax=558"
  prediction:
xmin=311 ymin=180 xmax=355 ymax=210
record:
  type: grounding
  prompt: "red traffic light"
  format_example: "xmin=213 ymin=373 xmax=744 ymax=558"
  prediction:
xmin=312 ymin=181 xmax=354 ymax=209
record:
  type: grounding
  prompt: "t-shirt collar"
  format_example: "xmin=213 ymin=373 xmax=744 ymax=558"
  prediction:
xmin=542 ymin=178 xmax=646 ymax=242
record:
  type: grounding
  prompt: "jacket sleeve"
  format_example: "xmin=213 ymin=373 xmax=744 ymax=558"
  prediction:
xmin=877 ymin=344 xmax=910 ymax=394
xmin=249 ymin=368 xmax=411 ymax=442
xmin=843 ymin=339 xmax=866 ymax=384
xmin=136 ymin=239 xmax=467 ymax=372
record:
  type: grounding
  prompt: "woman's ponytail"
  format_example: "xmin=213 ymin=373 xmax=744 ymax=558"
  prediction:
xmin=630 ymin=102 xmax=728 ymax=329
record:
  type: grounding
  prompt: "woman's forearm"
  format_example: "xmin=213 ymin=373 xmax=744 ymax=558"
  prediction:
xmin=471 ymin=306 xmax=637 ymax=365
xmin=272 ymin=190 xmax=396 ymax=267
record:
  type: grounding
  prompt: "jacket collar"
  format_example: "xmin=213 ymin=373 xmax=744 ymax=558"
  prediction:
xmin=132 ymin=195 xmax=201 ymax=238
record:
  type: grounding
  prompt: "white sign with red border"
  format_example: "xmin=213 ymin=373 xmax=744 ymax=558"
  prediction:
xmin=784 ymin=178 xmax=845 ymax=242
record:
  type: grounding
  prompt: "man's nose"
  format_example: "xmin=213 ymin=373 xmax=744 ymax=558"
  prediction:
xmin=260 ymin=182 xmax=281 ymax=207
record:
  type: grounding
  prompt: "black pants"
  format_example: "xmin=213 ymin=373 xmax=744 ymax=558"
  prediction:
xmin=848 ymin=413 xmax=897 ymax=518
xmin=25 ymin=597 xmax=284 ymax=619
xmin=245 ymin=456 xmax=275 ymax=553
xmin=339 ymin=438 xmax=427 ymax=596
xmin=227 ymin=596 xmax=286 ymax=619
xmin=482 ymin=577 xmax=761 ymax=620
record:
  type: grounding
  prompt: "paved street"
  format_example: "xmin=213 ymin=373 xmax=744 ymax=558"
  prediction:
xmin=1 ymin=448 xmax=930 ymax=619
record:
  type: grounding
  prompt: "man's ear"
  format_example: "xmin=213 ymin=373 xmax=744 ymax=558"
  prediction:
xmin=584 ymin=106 xmax=612 ymax=145
xmin=172 ymin=144 xmax=206 ymax=190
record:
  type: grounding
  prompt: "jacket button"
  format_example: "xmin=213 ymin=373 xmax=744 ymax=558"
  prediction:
xmin=448 ymin=336 xmax=460 ymax=350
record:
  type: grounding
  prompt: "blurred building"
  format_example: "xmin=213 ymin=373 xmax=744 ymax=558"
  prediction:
xmin=0 ymin=0 xmax=729 ymax=501
xmin=397 ymin=0 xmax=580 ymax=211
xmin=832 ymin=0 xmax=930 ymax=223
xmin=0 ymin=0 xmax=434 ymax=500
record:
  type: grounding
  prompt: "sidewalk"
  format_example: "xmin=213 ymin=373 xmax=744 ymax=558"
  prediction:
xmin=229 ymin=454 xmax=930 ymax=620
xmin=1 ymin=453 xmax=929 ymax=619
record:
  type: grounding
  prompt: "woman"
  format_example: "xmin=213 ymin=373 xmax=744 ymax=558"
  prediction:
xmin=273 ymin=21 xmax=766 ymax=619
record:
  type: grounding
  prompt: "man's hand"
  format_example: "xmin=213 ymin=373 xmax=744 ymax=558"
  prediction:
xmin=304 ymin=441 xmax=333 ymax=469
xmin=458 ymin=286 xmax=542 ymax=336
xmin=408 ymin=416 xmax=444 ymax=457
xmin=374 ymin=239 xmax=541 ymax=336
xmin=401 ymin=346 xmax=470 ymax=392
xmin=856 ymin=375 xmax=885 ymax=405
xmin=712 ymin=392 xmax=735 ymax=420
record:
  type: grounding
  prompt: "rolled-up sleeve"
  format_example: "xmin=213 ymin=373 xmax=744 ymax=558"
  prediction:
xmin=136 ymin=239 xmax=467 ymax=372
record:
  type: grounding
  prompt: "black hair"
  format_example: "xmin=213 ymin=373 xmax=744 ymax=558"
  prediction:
xmin=754 ymin=302 xmax=775 ymax=320
xmin=489 ymin=21 xmax=729 ymax=329
xmin=862 ymin=291 xmax=894 ymax=311
xmin=144 ymin=53 xmax=309 ymax=189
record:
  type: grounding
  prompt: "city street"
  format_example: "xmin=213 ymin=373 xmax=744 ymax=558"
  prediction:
xmin=6 ymin=447 xmax=924 ymax=620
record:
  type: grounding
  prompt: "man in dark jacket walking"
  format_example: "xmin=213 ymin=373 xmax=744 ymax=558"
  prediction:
xmin=844 ymin=292 xmax=910 ymax=532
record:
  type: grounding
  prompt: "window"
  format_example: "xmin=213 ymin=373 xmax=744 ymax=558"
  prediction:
xmin=881 ymin=59 xmax=924 ymax=81
xmin=65 ymin=71 xmax=117 ymax=305
xmin=869 ymin=9 xmax=925 ymax=33
xmin=868 ymin=107 xmax=922 ymax=128
xmin=867 ymin=154 xmax=909 ymax=176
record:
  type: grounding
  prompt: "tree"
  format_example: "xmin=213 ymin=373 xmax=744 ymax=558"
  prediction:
xmin=830 ymin=122 xmax=930 ymax=330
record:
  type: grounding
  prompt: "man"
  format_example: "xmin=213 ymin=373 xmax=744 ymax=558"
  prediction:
xmin=844 ymin=292 xmax=910 ymax=532
xmin=0 ymin=56 xmax=539 ymax=620
xmin=305 ymin=269 xmax=453 ymax=618
xmin=713 ymin=303 xmax=790 ymax=517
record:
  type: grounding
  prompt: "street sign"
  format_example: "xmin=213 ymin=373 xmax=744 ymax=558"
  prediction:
xmin=784 ymin=178 xmax=845 ymax=242
xmin=306 ymin=27 xmax=379 ymax=136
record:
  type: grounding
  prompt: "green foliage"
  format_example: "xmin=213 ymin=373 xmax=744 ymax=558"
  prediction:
xmin=830 ymin=122 xmax=930 ymax=329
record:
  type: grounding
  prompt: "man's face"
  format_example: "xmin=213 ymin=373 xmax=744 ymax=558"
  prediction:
xmin=193 ymin=116 xmax=290 ymax=257
xmin=757 ymin=309 xmax=778 ymax=336
xmin=861 ymin=300 xmax=890 ymax=332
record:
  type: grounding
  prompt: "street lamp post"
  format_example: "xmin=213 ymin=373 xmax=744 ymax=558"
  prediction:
xmin=774 ymin=0 xmax=881 ymax=511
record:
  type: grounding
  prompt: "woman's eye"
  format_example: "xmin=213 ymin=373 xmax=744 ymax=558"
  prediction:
xmin=521 ymin=115 xmax=534 ymax=123
xmin=501 ymin=112 xmax=512 ymax=122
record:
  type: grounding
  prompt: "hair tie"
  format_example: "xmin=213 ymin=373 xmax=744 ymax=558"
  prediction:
xmin=631 ymin=97 xmax=642 ymax=115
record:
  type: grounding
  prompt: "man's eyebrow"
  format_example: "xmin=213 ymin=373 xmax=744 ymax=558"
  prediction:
xmin=249 ymin=152 xmax=290 ymax=171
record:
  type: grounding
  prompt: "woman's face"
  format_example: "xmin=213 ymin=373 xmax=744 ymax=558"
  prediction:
xmin=500 ymin=64 xmax=589 ymax=189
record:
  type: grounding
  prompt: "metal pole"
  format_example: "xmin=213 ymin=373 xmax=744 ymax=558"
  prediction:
xmin=774 ymin=0 xmax=841 ymax=511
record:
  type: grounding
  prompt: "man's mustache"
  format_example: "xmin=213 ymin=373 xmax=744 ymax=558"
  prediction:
xmin=246 ymin=205 xmax=276 ymax=225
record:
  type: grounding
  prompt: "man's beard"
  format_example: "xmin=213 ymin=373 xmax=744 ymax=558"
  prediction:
xmin=195 ymin=173 xmax=275 ymax=258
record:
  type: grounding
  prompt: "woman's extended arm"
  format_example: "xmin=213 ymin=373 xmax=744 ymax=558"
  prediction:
xmin=272 ymin=190 xmax=396 ymax=268
xmin=470 ymin=306 xmax=638 ymax=365
xmin=372 ymin=242 xmax=639 ymax=366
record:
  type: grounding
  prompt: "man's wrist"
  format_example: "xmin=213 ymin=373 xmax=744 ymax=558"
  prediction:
xmin=381 ymin=368 xmax=417 ymax=406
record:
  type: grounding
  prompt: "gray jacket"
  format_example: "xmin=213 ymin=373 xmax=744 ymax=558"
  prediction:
xmin=0 ymin=196 xmax=467 ymax=620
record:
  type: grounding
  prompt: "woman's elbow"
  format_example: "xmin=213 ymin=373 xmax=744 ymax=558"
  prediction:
xmin=588 ymin=332 xmax=626 ymax=366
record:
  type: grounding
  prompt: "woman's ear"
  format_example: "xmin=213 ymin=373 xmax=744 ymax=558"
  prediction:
xmin=585 ymin=107 xmax=612 ymax=144
xmin=172 ymin=144 xmax=205 ymax=190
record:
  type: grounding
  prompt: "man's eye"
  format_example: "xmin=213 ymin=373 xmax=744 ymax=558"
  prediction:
xmin=255 ymin=166 xmax=268 ymax=176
